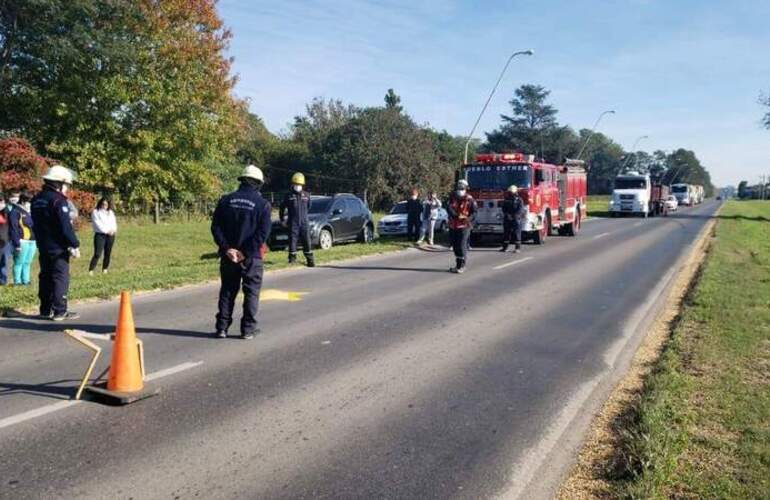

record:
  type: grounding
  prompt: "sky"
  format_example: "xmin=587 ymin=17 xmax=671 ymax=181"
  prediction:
xmin=218 ymin=0 xmax=770 ymax=187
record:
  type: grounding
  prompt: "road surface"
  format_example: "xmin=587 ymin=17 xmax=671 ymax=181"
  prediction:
xmin=0 ymin=201 xmax=719 ymax=499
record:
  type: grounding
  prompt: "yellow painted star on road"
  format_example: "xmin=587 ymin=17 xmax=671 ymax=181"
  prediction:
xmin=259 ymin=289 xmax=308 ymax=302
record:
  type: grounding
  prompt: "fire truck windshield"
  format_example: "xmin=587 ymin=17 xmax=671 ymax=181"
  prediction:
xmin=465 ymin=164 xmax=531 ymax=190
xmin=614 ymin=178 xmax=646 ymax=190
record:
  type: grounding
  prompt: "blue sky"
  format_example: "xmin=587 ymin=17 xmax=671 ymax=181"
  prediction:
xmin=218 ymin=0 xmax=770 ymax=187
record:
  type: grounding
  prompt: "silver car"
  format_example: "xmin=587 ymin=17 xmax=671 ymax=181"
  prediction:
xmin=377 ymin=201 xmax=448 ymax=236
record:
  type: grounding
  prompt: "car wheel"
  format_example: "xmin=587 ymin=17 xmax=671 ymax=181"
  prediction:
xmin=358 ymin=224 xmax=373 ymax=243
xmin=319 ymin=228 xmax=333 ymax=250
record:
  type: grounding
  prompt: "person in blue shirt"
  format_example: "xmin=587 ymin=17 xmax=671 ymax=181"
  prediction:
xmin=8 ymin=193 xmax=37 ymax=285
xmin=211 ymin=165 xmax=272 ymax=339
xmin=30 ymin=165 xmax=81 ymax=320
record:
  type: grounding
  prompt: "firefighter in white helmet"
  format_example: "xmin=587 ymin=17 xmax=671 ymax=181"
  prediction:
xmin=446 ymin=179 xmax=476 ymax=273
xmin=30 ymin=165 xmax=81 ymax=320
xmin=500 ymin=184 xmax=526 ymax=253
xmin=210 ymin=165 xmax=272 ymax=339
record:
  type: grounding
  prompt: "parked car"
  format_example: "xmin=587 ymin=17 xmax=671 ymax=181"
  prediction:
xmin=665 ymin=195 xmax=679 ymax=212
xmin=268 ymin=193 xmax=374 ymax=250
xmin=377 ymin=201 xmax=448 ymax=236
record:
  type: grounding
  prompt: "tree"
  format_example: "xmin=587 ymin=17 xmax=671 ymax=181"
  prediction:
xmin=662 ymin=149 xmax=714 ymax=196
xmin=738 ymin=180 xmax=749 ymax=199
xmin=760 ymin=92 xmax=770 ymax=129
xmin=384 ymin=88 xmax=402 ymax=113
xmin=0 ymin=137 xmax=47 ymax=192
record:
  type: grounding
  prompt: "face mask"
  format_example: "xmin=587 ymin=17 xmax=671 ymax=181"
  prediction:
xmin=292 ymin=185 xmax=302 ymax=193
xmin=9 ymin=197 xmax=19 ymax=205
xmin=0 ymin=202 xmax=5 ymax=211
xmin=22 ymin=202 xmax=31 ymax=211
xmin=411 ymin=195 xmax=417 ymax=200
xmin=61 ymin=185 xmax=70 ymax=195
xmin=456 ymin=190 xmax=466 ymax=197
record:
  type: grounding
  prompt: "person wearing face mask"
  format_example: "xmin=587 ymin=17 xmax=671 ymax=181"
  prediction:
xmin=279 ymin=172 xmax=315 ymax=267
xmin=446 ymin=179 xmax=476 ymax=274
xmin=8 ymin=193 xmax=36 ymax=285
xmin=406 ymin=189 xmax=422 ymax=242
xmin=0 ymin=194 xmax=11 ymax=285
xmin=500 ymin=185 xmax=526 ymax=253
xmin=31 ymin=165 xmax=81 ymax=320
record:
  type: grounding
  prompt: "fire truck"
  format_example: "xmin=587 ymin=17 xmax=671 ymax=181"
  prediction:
xmin=462 ymin=153 xmax=588 ymax=244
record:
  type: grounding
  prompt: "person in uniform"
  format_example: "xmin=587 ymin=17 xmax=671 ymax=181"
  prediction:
xmin=279 ymin=172 xmax=315 ymax=267
xmin=211 ymin=165 xmax=272 ymax=339
xmin=500 ymin=185 xmax=526 ymax=253
xmin=406 ymin=189 xmax=422 ymax=242
xmin=446 ymin=179 xmax=476 ymax=274
xmin=30 ymin=165 xmax=81 ymax=320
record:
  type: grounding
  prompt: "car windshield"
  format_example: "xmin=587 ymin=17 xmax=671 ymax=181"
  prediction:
xmin=309 ymin=198 xmax=332 ymax=214
xmin=671 ymin=185 xmax=687 ymax=193
xmin=464 ymin=164 xmax=531 ymax=190
xmin=390 ymin=202 xmax=408 ymax=214
xmin=668 ymin=196 xmax=677 ymax=201
xmin=615 ymin=178 xmax=646 ymax=190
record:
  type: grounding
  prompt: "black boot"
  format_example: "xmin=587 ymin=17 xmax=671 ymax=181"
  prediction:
xmin=305 ymin=253 xmax=315 ymax=268
xmin=288 ymin=252 xmax=297 ymax=264
xmin=499 ymin=244 xmax=508 ymax=252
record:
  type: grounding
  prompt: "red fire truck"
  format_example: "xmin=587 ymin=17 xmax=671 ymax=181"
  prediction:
xmin=462 ymin=153 xmax=587 ymax=244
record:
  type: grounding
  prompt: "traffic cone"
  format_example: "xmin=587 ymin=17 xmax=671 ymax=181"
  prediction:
xmin=107 ymin=291 xmax=143 ymax=392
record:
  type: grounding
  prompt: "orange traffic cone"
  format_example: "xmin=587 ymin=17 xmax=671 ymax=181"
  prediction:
xmin=107 ymin=291 xmax=144 ymax=393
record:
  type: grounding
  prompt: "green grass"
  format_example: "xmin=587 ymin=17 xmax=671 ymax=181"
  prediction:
xmin=587 ymin=195 xmax=610 ymax=217
xmin=0 ymin=219 xmax=413 ymax=312
xmin=616 ymin=200 xmax=770 ymax=499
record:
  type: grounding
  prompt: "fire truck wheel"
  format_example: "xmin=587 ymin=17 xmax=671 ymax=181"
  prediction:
xmin=566 ymin=212 xmax=581 ymax=236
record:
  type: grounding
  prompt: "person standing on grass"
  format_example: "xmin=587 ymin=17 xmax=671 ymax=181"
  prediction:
xmin=447 ymin=179 xmax=476 ymax=274
xmin=88 ymin=197 xmax=117 ymax=276
xmin=9 ymin=193 xmax=36 ymax=285
xmin=417 ymin=191 xmax=442 ymax=246
xmin=31 ymin=165 xmax=81 ymax=321
xmin=0 ymin=194 xmax=11 ymax=285
xmin=211 ymin=165 xmax=272 ymax=340
xmin=406 ymin=189 xmax=422 ymax=242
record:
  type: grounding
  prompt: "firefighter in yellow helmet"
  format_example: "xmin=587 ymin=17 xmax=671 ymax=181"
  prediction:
xmin=500 ymin=184 xmax=526 ymax=253
xmin=279 ymin=172 xmax=314 ymax=267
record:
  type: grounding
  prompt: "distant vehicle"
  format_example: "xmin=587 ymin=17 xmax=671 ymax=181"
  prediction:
xmin=609 ymin=172 xmax=651 ymax=217
xmin=269 ymin=193 xmax=374 ymax=250
xmin=377 ymin=201 xmax=448 ymax=236
xmin=716 ymin=195 xmax=722 ymax=200
xmin=462 ymin=153 xmax=587 ymax=245
xmin=665 ymin=195 xmax=679 ymax=211
xmin=671 ymin=183 xmax=702 ymax=206
xmin=649 ymin=178 xmax=670 ymax=217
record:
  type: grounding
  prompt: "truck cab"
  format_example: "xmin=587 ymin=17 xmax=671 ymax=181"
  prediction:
xmin=609 ymin=172 xmax=651 ymax=217
xmin=671 ymin=183 xmax=692 ymax=206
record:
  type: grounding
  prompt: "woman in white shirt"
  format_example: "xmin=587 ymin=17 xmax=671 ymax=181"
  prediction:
xmin=89 ymin=197 xmax=117 ymax=275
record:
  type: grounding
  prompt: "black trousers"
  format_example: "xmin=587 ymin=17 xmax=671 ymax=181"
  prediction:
xmin=407 ymin=216 xmax=420 ymax=240
xmin=216 ymin=257 xmax=263 ymax=334
xmin=289 ymin=223 xmax=312 ymax=256
xmin=89 ymin=233 xmax=115 ymax=271
xmin=501 ymin=220 xmax=522 ymax=249
xmin=38 ymin=251 xmax=70 ymax=316
xmin=450 ymin=228 xmax=470 ymax=266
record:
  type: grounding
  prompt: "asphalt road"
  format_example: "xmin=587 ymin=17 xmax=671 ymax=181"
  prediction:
xmin=0 ymin=200 xmax=720 ymax=499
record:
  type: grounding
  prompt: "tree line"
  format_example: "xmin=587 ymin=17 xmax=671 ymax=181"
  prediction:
xmin=1 ymin=1 xmax=715 ymax=213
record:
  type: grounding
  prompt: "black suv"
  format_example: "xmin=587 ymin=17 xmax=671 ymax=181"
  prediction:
xmin=268 ymin=193 xmax=375 ymax=250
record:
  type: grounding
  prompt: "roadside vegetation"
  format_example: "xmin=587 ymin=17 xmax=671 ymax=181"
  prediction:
xmin=616 ymin=200 xmax=769 ymax=498
xmin=587 ymin=195 xmax=610 ymax=217
xmin=0 ymin=218 xmax=413 ymax=313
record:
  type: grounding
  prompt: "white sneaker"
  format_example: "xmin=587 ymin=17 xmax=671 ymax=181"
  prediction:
xmin=102 ymin=269 xmax=108 ymax=274
xmin=88 ymin=271 xmax=94 ymax=276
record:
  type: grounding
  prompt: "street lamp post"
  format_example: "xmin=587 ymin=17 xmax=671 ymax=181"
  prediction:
xmin=621 ymin=135 xmax=649 ymax=171
xmin=576 ymin=110 xmax=615 ymax=160
xmin=462 ymin=49 xmax=534 ymax=165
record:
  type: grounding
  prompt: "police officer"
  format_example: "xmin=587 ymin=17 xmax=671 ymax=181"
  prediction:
xmin=211 ymin=165 xmax=272 ymax=339
xmin=447 ymin=179 xmax=476 ymax=274
xmin=31 ymin=165 xmax=81 ymax=320
xmin=279 ymin=172 xmax=315 ymax=267
xmin=500 ymin=185 xmax=526 ymax=253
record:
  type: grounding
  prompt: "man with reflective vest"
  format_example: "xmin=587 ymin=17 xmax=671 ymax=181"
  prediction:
xmin=500 ymin=184 xmax=526 ymax=253
xmin=447 ymin=179 xmax=477 ymax=274
xmin=279 ymin=172 xmax=315 ymax=267
xmin=30 ymin=165 xmax=81 ymax=320
xmin=211 ymin=165 xmax=272 ymax=339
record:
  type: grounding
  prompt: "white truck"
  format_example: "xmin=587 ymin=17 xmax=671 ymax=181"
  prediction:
xmin=671 ymin=183 xmax=694 ymax=206
xmin=609 ymin=172 xmax=651 ymax=217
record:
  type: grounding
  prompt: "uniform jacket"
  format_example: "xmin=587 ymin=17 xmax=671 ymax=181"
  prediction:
xmin=447 ymin=194 xmax=477 ymax=230
xmin=406 ymin=198 xmax=422 ymax=220
xmin=31 ymin=187 xmax=79 ymax=254
xmin=279 ymin=191 xmax=311 ymax=227
xmin=9 ymin=204 xmax=35 ymax=248
xmin=501 ymin=194 xmax=527 ymax=223
xmin=211 ymin=183 xmax=272 ymax=260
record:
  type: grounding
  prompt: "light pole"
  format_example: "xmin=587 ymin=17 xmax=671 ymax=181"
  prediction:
xmin=576 ymin=110 xmax=615 ymax=160
xmin=463 ymin=49 xmax=534 ymax=164
xmin=621 ymin=135 xmax=649 ymax=171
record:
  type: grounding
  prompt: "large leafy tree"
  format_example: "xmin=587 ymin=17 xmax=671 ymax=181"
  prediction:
xmin=662 ymin=149 xmax=714 ymax=195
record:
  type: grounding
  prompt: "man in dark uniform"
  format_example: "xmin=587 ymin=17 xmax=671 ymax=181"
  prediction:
xmin=279 ymin=172 xmax=315 ymax=267
xmin=500 ymin=184 xmax=527 ymax=253
xmin=406 ymin=189 xmax=422 ymax=242
xmin=30 ymin=165 xmax=81 ymax=320
xmin=211 ymin=165 xmax=272 ymax=339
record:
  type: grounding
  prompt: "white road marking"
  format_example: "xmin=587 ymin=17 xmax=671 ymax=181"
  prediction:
xmin=633 ymin=221 xmax=644 ymax=227
xmin=0 ymin=361 xmax=203 ymax=430
xmin=593 ymin=232 xmax=610 ymax=239
xmin=492 ymin=257 xmax=534 ymax=270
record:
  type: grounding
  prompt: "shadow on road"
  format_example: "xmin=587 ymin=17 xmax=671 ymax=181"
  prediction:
xmin=321 ymin=265 xmax=448 ymax=273
xmin=0 ymin=319 xmax=212 ymax=339
xmin=0 ymin=380 xmax=77 ymax=401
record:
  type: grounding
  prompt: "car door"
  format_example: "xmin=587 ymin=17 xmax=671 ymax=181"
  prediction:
xmin=348 ymin=198 xmax=366 ymax=235
xmin=329 ymin=199 xmax=349 ymax=240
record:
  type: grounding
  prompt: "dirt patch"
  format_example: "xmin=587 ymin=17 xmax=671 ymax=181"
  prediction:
xmin=555 ymin=218 xmax=717 ymax=499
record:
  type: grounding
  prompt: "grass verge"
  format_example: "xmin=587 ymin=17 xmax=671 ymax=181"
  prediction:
xmin=559 ymin=200 xmax=770 ymax=499
xmin=587 ymin=195 xmax=610 ymax=218
xmin=0 ymin=219 xmax=414 ymax=313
